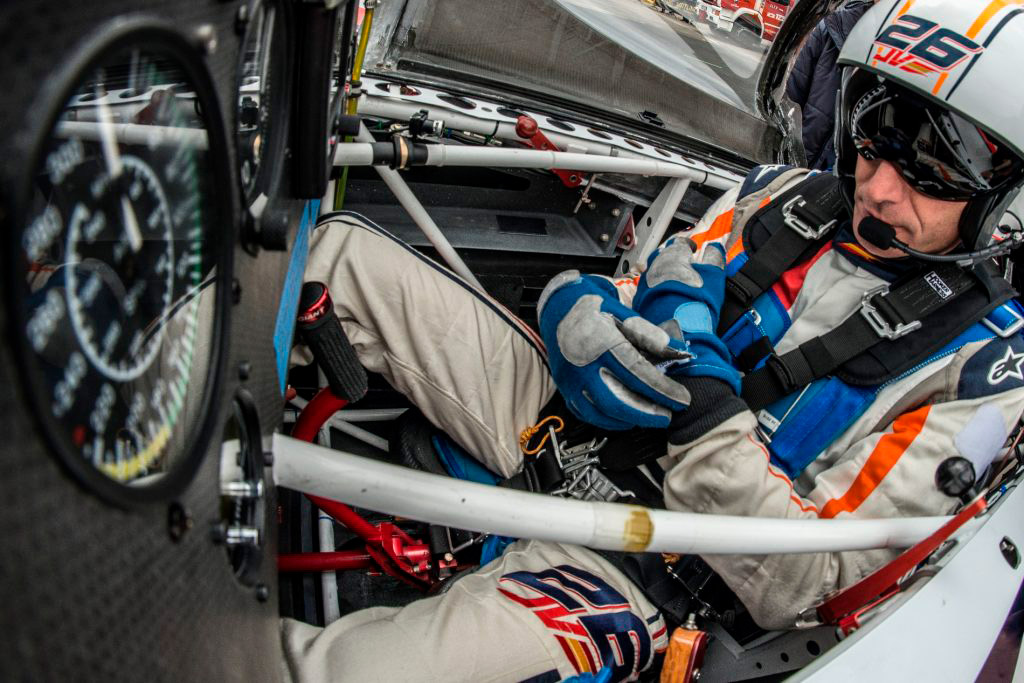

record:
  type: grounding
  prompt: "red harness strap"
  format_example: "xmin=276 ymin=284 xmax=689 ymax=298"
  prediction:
xmin=816 ymin=497 xmax=987 ymax=627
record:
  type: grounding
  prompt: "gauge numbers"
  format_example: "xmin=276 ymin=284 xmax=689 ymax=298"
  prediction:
xmin=13 ymin=30 xmax=229 ymax=501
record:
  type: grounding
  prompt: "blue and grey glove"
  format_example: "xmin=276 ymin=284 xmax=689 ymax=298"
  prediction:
xmin=632 ymin=238 xmax=741 ymax=393
xmin=633 ymin=238 xmax=747 ymax=444
xmin=538 ymin=270 xmax=692 ymax=430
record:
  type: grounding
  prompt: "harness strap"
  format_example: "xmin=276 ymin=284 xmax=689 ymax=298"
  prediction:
xmin=718 ymin=173 xmax=847 ymax=334
xmin=813 ymin=496 xmax=987 ymax=631
xmin=741 ymin=262 xmax=980 ymax=410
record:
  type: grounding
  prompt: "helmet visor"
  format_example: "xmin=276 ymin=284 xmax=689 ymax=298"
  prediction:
xmin=849 ymin=80 xmax=1024 ymax=200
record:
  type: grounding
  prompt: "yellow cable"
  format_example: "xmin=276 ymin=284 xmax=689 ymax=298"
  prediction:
xmin=346 ymin=4 xmax=376 ymax=116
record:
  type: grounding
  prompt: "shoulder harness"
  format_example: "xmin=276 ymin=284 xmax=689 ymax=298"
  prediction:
xmin=718 ymin=172 xmax=1020 ymax=412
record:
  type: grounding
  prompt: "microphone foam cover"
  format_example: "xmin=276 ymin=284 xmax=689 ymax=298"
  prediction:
xmin=859 ymin=216 xmax=896 ymax=249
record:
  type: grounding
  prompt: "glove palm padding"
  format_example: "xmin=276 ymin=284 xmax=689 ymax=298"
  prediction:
xmin=538 ymin=271 xmax=692 ymax=430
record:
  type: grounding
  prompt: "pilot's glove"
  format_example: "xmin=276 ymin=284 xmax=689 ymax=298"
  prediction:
xmin=633 ymin=238 xmax=740 ymax=393
xmin=537 ymin=271 xmax=692 ymax=430
xmin=633 ymin=239 xmax=747 ymax=444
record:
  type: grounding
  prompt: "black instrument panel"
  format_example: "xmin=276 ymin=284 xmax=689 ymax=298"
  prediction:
xmin=0 ymin=0 xmax=351 ymax=678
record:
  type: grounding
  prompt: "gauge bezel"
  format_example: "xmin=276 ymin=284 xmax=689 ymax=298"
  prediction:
xmin=235 ymin=0 xmax=292 ymax=210
xmin=290 ymin=2 xmax=347 ymax=199
xmin=3 ymin=19 xmax=236 ymax=507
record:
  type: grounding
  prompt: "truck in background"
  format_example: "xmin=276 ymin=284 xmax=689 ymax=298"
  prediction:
xmin=697 ymin=0 xmax=794 ymax=45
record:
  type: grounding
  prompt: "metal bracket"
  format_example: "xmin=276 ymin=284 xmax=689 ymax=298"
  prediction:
xmin=859 ymin=285 xmax=922 ymax=340
xmin=782 ymin=195 xmax=836 ymax=240
xmin=616 ymin=177 xmax=690 ymax=276
xmin=983 ymin=304 xmax=1024 ymax=338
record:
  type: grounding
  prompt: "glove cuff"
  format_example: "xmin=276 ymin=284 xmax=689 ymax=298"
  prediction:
xmin=668 ymin=377 xmax=747 ymax=445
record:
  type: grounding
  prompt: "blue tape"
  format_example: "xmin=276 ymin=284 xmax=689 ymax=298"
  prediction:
xmin=273 ymin=200 xmax=319 ymax=394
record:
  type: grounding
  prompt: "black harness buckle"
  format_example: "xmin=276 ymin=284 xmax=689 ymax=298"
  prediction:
xmin=859 ymin=285 xmax=923 ymax=340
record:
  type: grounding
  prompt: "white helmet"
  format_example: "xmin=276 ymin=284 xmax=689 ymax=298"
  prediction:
xmin=835 ymin=0 xmax=1024 ymax=250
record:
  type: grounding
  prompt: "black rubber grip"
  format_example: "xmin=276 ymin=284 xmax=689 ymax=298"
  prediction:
xmin=297 ymin=282 xmax=368 ymax=402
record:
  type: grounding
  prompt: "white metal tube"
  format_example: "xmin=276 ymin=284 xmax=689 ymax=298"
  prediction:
xmin=318 ymin=513 xmax=341 ymax=624
xmin=334 ymin=140 xmax=710 ymax=185
xmin=355 ymin=123 xmax=485 ymax=291
xmin=56 ymin=120 xmax=208 ymax=149
xmin=290 ymin=396 xmax=391 ymax=453
xmin=272 ymin=434 xmax=954 ymax=555
xmin=356 ymin=96 xmax=739 ymax=191
xmin=330 ymin=408 xmax=407 ymax=422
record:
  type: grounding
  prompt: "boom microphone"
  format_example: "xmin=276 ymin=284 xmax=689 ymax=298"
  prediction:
xmin=858 ymin=215 xmax=1021 ymax=266
xmin=858 ymin=216 xmax=897 ymax=250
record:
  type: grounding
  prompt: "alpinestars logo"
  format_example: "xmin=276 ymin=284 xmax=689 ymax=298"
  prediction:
xmin=874 ymin=15 xmax=983 ymax=76
xmin=987 ymin=346 xmax=1024 ymax=385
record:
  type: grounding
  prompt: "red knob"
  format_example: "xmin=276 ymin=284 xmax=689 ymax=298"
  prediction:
xmin=515 ymin=115 xmax=538 ymax=139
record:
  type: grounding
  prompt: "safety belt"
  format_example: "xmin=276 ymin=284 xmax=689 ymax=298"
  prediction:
xmin=740 ymin=261 xmax=981 ymax=411
xmin=713 ymin=173 xmax=1015 ymax=411
xmin=718 ymin=173 xmax=847 ymax=333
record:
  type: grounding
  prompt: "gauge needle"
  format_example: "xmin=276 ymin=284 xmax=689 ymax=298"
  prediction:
xmin=96 ymin=88 xmax=144 ymax=254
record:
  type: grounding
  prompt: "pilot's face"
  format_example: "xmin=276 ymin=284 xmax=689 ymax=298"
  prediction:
xmin=851 ymin=155 xmax=967 ymax=259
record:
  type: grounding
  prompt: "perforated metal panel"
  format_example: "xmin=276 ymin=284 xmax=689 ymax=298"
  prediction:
xmin=0 ymin=1 xmax=303 ymax=679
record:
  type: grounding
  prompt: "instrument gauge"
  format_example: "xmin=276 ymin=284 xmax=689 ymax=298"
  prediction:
xmin=7 ymin=24 xmax=233 ymax=505
xmin=237 ymin=0 xmax=288 ymax=208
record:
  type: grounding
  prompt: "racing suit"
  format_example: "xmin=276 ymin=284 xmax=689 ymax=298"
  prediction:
xmin=282 ymin=166 xmax=1024 ymax=682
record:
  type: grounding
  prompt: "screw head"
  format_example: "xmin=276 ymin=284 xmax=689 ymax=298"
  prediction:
xmin=238 ymin=360 xmax=252 ymax=381
xmin=255 ymin=583 xmax=270 ymax=603
xmin=611 ymin=207 xmax=622 ymax=218
xmin=600 ymin=233 xmax=610 ymax=243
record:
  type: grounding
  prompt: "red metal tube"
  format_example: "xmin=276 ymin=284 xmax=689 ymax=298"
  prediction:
xmin=308 ymin=494 xmax=379 ymax=541
xmin=291 ymin=388 xmax=380 ymax=540
xmin=278 ymin=551 xmax=375 ymax=573
xmin=292 ymin=387 xmax=348 ymax=441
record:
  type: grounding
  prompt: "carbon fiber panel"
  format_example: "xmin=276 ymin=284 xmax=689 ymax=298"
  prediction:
xmin=0 ymin=1 xmax=302 ymax=679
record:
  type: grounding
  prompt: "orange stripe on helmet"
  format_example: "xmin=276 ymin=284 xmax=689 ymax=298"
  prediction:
xmin=819 ymin=405 xmax=931 ymax=519
xmin=933 ymin=0 xmax=1024 ymax=95
xmin=967 ymin=0 xmax=1024 ymax=39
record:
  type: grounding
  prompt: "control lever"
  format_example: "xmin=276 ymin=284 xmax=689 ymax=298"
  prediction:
xmin=935 ymin=456 xmax=978 ymax=505
xmin=296 ymin=282 xmax=368 ymax=402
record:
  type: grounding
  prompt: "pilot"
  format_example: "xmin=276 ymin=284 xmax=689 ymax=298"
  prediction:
xmin=283 ymin=1 xmax=1024 ymax=680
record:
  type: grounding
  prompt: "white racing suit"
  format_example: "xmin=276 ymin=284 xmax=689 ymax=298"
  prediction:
xmin=282 ymin=166 xmax=1024 ymax=682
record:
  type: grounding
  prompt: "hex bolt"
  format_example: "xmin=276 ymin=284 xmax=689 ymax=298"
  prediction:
xmin=194 ymin=24 xmax=218 ymax=55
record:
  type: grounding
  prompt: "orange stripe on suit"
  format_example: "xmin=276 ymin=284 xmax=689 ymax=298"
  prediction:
xmin=819 ymin=404 xmax=932 ymax=519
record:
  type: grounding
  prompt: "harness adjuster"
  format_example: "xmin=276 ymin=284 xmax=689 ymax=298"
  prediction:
xmin=859 ymin=285 xmax=922 ymax=340
xmin=782 ymin=196 xmax=837 ymax=240
xmin=982 ymin=304 xmax=1024 ymax=339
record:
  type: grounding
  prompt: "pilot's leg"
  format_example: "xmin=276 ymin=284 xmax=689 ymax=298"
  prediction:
xmin=280 ymin=540 xmax=668 ymax=683
xmin=297 ymin=212 xmax=556 ymax=478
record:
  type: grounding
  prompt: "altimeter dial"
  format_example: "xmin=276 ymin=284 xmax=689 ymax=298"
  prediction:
xmin=10 ymin=25 xmax=233 ymax=504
